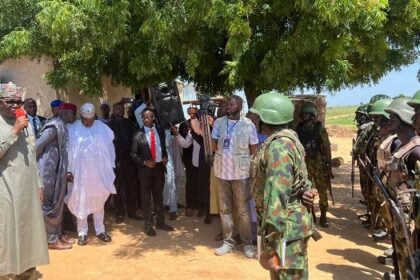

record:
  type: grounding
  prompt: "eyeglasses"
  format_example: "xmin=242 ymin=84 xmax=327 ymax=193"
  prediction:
xmin=1 ymin=99 xmax=24 ymax=106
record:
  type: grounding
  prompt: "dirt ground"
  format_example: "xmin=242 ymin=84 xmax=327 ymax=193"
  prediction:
xmin=38 ymin=133 xmax=393 ymax=280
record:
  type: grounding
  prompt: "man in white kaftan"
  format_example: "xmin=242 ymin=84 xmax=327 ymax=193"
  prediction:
xmin=65 ymin=103 xmax=116 ymax=246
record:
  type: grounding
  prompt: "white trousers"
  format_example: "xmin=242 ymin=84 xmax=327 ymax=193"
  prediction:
xmin=77 ymin=208 xmax=105 ymax=236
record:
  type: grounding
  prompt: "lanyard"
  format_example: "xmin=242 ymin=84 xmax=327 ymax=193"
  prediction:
xmin=226 ymin=118 xmax=239 ymax=137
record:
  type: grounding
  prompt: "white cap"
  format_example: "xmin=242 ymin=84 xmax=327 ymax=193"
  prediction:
xmin=80 ymin=103 xmax=95 ymax=118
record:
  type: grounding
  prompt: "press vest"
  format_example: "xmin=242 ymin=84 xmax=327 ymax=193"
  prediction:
xmin=213 ymin=116 xmax=255 ymax=178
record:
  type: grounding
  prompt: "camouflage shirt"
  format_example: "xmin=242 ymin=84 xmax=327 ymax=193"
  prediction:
xmin=252 ymin=129 xmax=313 ymax=264
xmin=354 ymin=121 xmax=375 ymax=156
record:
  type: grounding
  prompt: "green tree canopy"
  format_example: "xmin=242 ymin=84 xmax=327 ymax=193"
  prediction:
xmin=0 ymin=0 xmax=419 ymax=101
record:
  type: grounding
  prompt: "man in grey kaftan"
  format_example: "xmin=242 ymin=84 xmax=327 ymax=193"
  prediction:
xmin=0 ymin=82 xmax=49 ymax=278
xmin=37 ymin=103 xmax=77 ymax=250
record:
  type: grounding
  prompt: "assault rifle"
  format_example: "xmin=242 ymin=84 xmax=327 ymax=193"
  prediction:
xmin=320 ymin=142 xmax=335 ymax=205
xmin=359 ymin=156 xmax=417 ymax=280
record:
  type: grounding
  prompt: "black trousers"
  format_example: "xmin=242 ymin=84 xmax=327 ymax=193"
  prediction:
xmin=114 ymin=159 xmax=139 ymax=217
xmin=197 ymin=161 xmax=211 ymax=213
xmin=185 ymin=160 xmax=199 ymax=209
xmin=137 ymin=163 xmax=165 ymax=227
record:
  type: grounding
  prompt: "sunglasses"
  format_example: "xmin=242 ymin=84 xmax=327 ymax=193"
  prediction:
xmin=2 ymin=100 xmax=24 ymax=106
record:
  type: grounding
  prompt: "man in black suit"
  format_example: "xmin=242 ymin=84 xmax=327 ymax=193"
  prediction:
xmin=24 ymin=98 xmax=46 ymax=139
xmin=108 ymin=102 xmax=142 ymax=224
xmin=131 ymin=109 xmax=174 ymax=236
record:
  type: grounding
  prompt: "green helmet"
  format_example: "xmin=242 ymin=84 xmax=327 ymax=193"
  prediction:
xmin=368 ymin=99 xmax=393 ymax=118
xmin=300 ymin=103 xmax=317 ymax=117
xmin=384 ymin=97 xmax=414 ymax=125
xmin=369 ymin=94 xmax=391 ymax=104
xmin=249 ymin=91 xmax=294 ymax=125
xmin=407 ymin=89 xmax=420 ymax=108
xmin=355 ymin=104 xmax=369 ymax=115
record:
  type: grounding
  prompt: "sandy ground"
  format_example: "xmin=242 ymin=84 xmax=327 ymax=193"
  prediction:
xmin=38 ymin=134 xmax=393 ymax=280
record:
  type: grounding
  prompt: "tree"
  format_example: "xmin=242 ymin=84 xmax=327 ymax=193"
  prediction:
xmin=0 ymin=0 xmax=419 ymax=102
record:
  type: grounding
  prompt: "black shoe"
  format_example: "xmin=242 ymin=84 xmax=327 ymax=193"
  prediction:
xmin=145 ymin=226 xmax=156 ymax=237
xmin=78 ymin=235 xmax=87 ymax=246
xmin=373 ymin=229 xmax=388 ymax=242
xmin=128 ymin=214 xmax=144 ymax=221
xmin=97 ymin=232 xmax=112 ymax=242
xmin=359 ymin=199 xmax=367 ymax=206
xmin=363 ymin=223 xmax=372 ymax=229
xmin=197 ymin=209 xmax=204 ymax=218
xmin=377 ymin=255 xmax=393 ymax=265
xmin=169 ymin=212 xmax=177 ymax=221
xmin=204 ymin=214 xmax=212 ymax=224
xmin=383 ymin=272 xmax=395 ymax=280
xmin=156 ymin=223 xmax=174 ymax=231
xmin=116 ymin=216 xmax=124 ymax=224
xmin=320 ymin=211 xmax=329 ymax=228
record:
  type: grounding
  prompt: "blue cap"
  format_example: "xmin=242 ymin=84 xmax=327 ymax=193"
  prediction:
xmin=50 ymin=99 xmax=63 ymax=108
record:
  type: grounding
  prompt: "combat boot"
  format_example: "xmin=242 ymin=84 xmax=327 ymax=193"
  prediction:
xmin=319 ymin=210 xmax=329 ymax=228
xmin=373 ymin=229 xmax=388 ymax=242
xmin=383 ymin=271 xmax=395 ymax=280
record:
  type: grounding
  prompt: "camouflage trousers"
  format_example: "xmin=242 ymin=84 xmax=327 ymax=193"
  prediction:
xmin=306 ymin=157 xmax=328 ymax=211
xmin=359 ymin=165 xmax=370 ymax=202
xmin=270 ymin=237 xmax=309 ymax=280
xmin=393 ymin=221 xmax=411 ymax=280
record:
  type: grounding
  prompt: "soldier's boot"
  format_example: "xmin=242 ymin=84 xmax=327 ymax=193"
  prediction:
xmin=373 ymin=229 xmax=388 ymax=242
xmin=377 ymin=255 xmax=393 ymax=265
xmin=320 ymin=210 xmax=329 ymax=228
xmin=383 ymin=271 xmax=395 ymax=280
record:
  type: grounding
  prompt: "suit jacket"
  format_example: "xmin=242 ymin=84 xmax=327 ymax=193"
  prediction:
xmin=131 ymin=125 xmax=167 ymax=168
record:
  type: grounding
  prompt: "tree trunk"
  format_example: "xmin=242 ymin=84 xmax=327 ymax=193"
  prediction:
xmin=244 ymin=83 xmax=258 ymax=107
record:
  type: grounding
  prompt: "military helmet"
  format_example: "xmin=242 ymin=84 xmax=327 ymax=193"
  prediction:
xmin=249 ymin=91 xmax=294 ymax=125
xmin=384 ymin=97 xmax=414 ymax=125
xmin=369 ymin=94 xmax=391 ymax=104
xmin=300 ymin=103 xmax=317 ymax=117
xmin=355 ymin=104 xmax=369 ymax=115
xmin=407 ymin=89 xmax=420 ymax=108
xmin=368 ymin=99 xmax=393 ymax=119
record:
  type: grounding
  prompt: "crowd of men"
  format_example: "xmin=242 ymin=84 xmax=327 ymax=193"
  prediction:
xmin=353 ymin=91 xmax=420 ymax=280
xmin=1 ymin=80 xmax=345 ymax=280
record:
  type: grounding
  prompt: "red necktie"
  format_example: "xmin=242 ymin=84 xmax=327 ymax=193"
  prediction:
xmin=150 ymin=128 xmax=156 ymax=161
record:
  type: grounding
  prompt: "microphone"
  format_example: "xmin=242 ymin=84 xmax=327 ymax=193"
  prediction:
xmin=15 ymin=107 xmax=29 ymax=136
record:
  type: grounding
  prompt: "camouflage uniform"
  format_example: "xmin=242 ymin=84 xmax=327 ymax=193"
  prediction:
xmin=387 ymin=137 xmax=420 ymax=279
xmin=296 ymin=121 xmax=331 ymax=212
xmin=252 ymin=129 xmax=313 ymax=280
xmin=375 ymin=134 xmax=400 ymax=231
xmin=354 ymin=122 xmax=376 ymax=204
xmin=414 ymin=161 xmax=420 ymax=252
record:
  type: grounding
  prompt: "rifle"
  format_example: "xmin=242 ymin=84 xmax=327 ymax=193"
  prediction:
xmin=359 ymin=156 xmax=417 ymax=280
xmin=351 ymin=138 xmax=355 ymax=198
xmin=320 ymin=143 xmax=335 ymax=205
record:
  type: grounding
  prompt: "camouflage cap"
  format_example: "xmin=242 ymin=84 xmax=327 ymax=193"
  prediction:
xmin=0 ymin=82 xmax=23 ymax=99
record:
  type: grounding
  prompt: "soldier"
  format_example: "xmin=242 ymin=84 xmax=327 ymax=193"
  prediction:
xmin=366 ymin=99 xmax=401 ymax=246
xmin=354 ymin=94 xmax=391 ymax=224
xmin=355 ymin=104 xmax=370 ymax=131
xmin=296 ymin=103 xmax=333 ymax=228
xmin=382 ymin=97 xmax=420 ymax=279
xmin=407 ymin=90 xmax=420 ymax=268
xmin=249 ymin=92 xmax=316 ymax=280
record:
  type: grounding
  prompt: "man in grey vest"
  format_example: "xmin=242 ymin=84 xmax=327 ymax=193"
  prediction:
xmin=211 ymin=95 xmax=259 ymax=258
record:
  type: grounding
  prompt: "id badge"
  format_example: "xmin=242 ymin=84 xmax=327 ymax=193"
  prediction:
xmin=223 ymin=138 xmax=230 ymax=149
